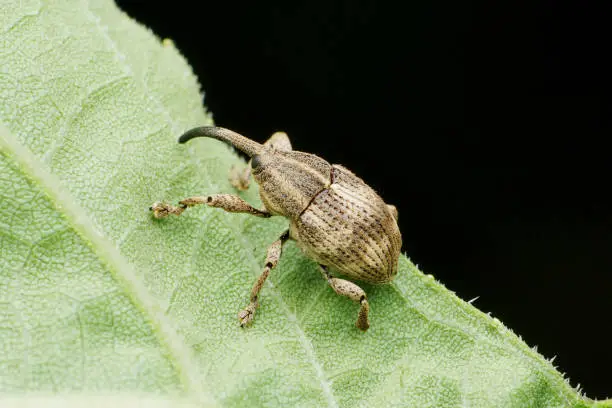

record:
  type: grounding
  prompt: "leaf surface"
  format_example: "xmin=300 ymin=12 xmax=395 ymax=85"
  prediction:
xmin=0 ymin=1 xmax=608 ymax=407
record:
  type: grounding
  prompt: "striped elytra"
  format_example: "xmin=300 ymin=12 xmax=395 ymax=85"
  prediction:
xmin=287 ymin=165 xmax=401 ymax=284
xmin=252 ymin=151 xmax=402 ymax=284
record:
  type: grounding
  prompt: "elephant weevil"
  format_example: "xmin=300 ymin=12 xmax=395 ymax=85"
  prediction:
xmin=151 ymin=127 xmax=402 ymax=331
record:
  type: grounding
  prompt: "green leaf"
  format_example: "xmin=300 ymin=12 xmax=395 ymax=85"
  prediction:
xmin=0 ymin=1 xmax=608 ymax=407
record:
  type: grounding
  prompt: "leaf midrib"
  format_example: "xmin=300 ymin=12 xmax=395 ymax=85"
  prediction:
xmin=1 ymin=1 xmax=213 ymax=402
xmin=0 ymin=125 xmax=210 ymax=403
xmin=82 ymin=4 xmax=213 ymax=400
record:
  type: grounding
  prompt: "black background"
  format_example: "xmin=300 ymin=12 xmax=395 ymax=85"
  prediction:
xmin=116 ymin=1 xmax=611 ymax=398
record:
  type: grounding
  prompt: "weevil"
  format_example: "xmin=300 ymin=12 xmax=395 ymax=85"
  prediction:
xmin=151 ymin=127 xmax=402 ymax=331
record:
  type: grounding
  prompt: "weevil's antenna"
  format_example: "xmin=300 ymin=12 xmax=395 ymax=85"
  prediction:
xmin=178 ymin=126 xmax=263 ymax=157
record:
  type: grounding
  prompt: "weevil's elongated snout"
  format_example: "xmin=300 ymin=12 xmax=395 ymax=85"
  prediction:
xmin=178 ymin=126 xmax=263 ymax=157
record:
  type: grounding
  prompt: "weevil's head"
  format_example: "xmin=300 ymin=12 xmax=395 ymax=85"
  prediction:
xmin=251 ymin=148 xmax=332 ymax=219
xmin=178 ymin=126 xmax=333 ymax=220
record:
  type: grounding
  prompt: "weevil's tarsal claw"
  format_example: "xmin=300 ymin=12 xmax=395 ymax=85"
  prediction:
xmin=238 ymin=302 xmax=258 ymax=327
xmin=150 ymin=201 xmax=186 ymax=218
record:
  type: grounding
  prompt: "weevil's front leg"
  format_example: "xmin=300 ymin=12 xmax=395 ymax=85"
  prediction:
xmin=239 ymin=230 xmax=290 ymax=327
xmin=320 ymin=265 xmax=370 ymax=331
xmin=229 ymin=131 xmax=293 ymax=190
xmin=265 ymin=131 xmax=292 ymax=152
xmin=150 ymin=194 xmax=271 ymax=219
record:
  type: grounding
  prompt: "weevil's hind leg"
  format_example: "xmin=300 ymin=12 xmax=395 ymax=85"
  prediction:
xmin=150 ymin=194 xmax=271 ymax=219
xmin=319 ymin=265 xmax=370 ymax=331
xmin=239 ymin=230 xmax=291 ymax=327
xmin=229 ymin=131 xmax=293 ymax=190
xmin=387 ymin=204 xmax=398 ymax=221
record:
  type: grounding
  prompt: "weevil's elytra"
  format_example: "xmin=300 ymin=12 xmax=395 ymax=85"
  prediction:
xmin=151 ymin=127 xmax=402 ymax=331
xmin=293 ymin=165 xmax=401 ymax=284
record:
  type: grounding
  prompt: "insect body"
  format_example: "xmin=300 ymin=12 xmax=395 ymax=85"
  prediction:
xmin=151 ymin=127 xmax=402 ymax=331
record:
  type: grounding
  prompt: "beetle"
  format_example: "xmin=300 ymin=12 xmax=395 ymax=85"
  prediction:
xmin=151 ymin=127 xmax=402 ymax=331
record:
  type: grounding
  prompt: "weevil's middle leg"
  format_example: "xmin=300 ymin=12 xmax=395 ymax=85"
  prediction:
xmin=229 ymin=131 xmax=293 ymax=190
xmin=239 ymin=230 xmax=291 ymax=327
xmin=319 ymin=265 xmax=370 ymax=331
xmin=150 ymin=194 xmax=271 ymax=219
xmin=229 ymin=165 xmax=252 ymax=191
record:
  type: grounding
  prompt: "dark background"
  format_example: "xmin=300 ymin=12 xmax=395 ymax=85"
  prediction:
xmin=116 ymin=1 xmax=611 ymax=398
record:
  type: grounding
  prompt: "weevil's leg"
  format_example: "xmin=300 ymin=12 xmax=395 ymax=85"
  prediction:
xmin=239 ymin=230 xmax=291 ymax=327
xmin=387 ymin=204 xmax=398 ymax=221
xmin=265 ymin=131 xmax=292 ymax=152
xmin=150 ymin=201 xmax=186 ymax=218
xmin=229 ymin=131 xmax=293 ymax=190
xmin=150 ymin=194 xmax=271 ymax=219
xmin=229 ymin=165 xmax=252 ymax=191
xmin=319 ymin=265 xmax=370 ymax=331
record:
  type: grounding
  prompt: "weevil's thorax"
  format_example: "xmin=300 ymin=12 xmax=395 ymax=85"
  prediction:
xmin=252 ymin=149 xmax=332 ymax=219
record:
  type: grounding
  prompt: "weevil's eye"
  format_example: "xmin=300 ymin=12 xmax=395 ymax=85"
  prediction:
xmin=251 ymin=154 xmax=262 ymax=170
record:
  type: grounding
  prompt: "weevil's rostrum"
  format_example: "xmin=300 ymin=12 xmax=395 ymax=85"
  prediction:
xmin=151 ymin=127 xmax=402 ymax=331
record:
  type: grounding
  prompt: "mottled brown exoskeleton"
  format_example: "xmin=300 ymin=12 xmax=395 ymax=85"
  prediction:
xmin=151 ymin=127 xmax=402 ymax=331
